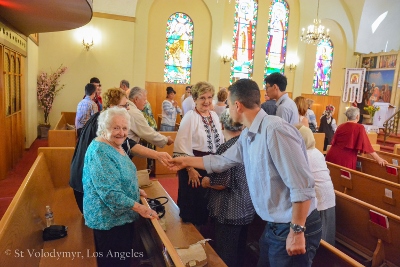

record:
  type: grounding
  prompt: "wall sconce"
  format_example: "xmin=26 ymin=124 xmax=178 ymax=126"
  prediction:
xmin=82 ymin=37 xmax=93 ymax=51
xmin=221 ymin=55 xmax=232 ymax=64
xmin=288 ymin=63 xmax=296 ymax=72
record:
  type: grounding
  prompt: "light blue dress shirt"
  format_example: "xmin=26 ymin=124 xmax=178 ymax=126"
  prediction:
xmin=83 ymin=140 xmax=139 ymax=230
xmin=204 ymin=109 xmax=316 ymax=223
xmin=275 ymin=93 xmax=299 ymax=125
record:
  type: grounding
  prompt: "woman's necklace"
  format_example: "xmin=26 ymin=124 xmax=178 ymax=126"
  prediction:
xmin=195 ymin=107 xmax=212 ymax=125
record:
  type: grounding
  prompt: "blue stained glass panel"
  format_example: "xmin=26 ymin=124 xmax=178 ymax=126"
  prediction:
xmin=164 ymin=13 xmax=193 ymax=84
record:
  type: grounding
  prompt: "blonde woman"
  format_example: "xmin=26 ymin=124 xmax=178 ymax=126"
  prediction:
xmin=294 ymin=96 xmax=309 ymax=127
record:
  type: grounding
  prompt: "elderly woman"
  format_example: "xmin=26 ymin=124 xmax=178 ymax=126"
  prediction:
xmin=318 ymin=105 xmax=337 ymax=151
xmin=70 ymin=88 xmax=171 ymax=214
xmin=294 ymin=96 xmax=309 ymax=127
xmin=83 ymin=107 xmax=158 ymax=267
xmin=173 ymin=81 xmax=223 ymax=226
xmin=160 ymin=86 xmax=182 ymax=131
xmin=201 ymin=109 xmax=255 ymax=267
xmin=296 ymin=124 xmax=336 ymax=246
xmin=326 ymin=107 xmax=387 ymax=169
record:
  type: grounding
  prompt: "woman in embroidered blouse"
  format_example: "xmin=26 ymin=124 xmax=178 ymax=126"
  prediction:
xmin=160 ymin=87 xmax=182 ymax=131
xmin=201 ymin=109 xmax=255 ymax=267
xmin=173 ymin=81 xmax=223 ymax=226
xmin=83 ymin=107 xmax=159 ymax=267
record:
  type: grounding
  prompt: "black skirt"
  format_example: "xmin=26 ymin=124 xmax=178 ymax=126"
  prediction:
xmin=177 ymin=150 xmax=211 ymax=225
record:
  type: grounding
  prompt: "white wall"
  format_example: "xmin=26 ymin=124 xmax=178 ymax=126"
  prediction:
xmin=25 ymin=39 xmax=39 ymax=148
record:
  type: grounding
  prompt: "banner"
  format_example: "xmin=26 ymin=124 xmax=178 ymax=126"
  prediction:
xmin=343 ymin=68 xmax=366 ymax=103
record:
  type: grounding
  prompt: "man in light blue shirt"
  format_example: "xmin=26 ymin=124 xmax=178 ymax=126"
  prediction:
xmin=170 ymin=79 xmax=321 ymax=267
xmin=265 ymin=72 xmax=299 ymax=125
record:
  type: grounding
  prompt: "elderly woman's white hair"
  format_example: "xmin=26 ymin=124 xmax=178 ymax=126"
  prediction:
xmin=96 ymin=107 xmax=131 ymax=137
xmin=220 ymin=109 xmax=243 ymax=132
xmin=345 ymin=107 xmax=360 ymax=121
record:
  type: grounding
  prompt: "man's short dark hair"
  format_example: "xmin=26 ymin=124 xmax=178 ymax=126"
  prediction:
xmin=228 ymin=79 xmax=260 ymax=109
xmin=120 ymin=80 xmax=129 ymax=88
xmin=85 ymin=83 xmax=97 ymax=96
xmin=90 ymin=77 xmax=100 ymax=84
xmin=264 ymin=72 xmax=287 ymax=92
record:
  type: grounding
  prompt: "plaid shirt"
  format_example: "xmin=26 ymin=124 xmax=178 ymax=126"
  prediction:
xmin=75 ymin=96 xmax=98 ymax=129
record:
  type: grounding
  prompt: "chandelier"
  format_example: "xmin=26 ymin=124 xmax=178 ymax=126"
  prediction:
xmin=300 ymin=0 xmax=330 ymax=45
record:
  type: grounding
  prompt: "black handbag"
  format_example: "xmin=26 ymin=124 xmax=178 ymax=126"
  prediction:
xmin=147 ymin=197 xmax=168 ymax=219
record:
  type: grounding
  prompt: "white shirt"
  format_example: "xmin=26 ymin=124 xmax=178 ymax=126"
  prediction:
xmin=307 ymin=148 xmax=335 ymax=211
xmin=173 ymin=110 xmax=223 ymax=156
xmin=181 ymin=96 xmax=195 ymax=116
xmin=126 ymin=100 xmax=168 ymax=147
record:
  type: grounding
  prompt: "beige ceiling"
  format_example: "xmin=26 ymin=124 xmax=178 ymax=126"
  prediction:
xmin=0 ymin=0 xmax=93 ymax=36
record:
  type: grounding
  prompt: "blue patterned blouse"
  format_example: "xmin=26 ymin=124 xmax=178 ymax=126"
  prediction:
xmin=83 ymin=140 xmax=140 ymax=230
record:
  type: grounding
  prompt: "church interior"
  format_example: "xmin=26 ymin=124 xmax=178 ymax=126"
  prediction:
xmin=0 ymin=0 xmax=400 ymax=266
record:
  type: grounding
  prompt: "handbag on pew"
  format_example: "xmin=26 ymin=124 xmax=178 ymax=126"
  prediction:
xmin=147 ymin=196 xmax=168 ymax=219
xmin=43 ymin=225 xmax=68 ymax=241
xmin=137 ymin=169 xmax=152 ymax=188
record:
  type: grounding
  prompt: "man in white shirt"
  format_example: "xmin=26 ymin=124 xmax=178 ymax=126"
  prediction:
xmin=181 ymin=94 xmax=196 ymax=117
xmin=127 ymin=87 xmax=174 ymax=147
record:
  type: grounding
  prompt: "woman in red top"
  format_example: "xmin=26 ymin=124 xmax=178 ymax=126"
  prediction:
xmin=326 ymin=107 xmax=387 ymax=170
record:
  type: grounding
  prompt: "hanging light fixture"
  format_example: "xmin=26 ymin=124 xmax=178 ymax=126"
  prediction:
xmin=300 ymin=0 xmax=330 ymax=45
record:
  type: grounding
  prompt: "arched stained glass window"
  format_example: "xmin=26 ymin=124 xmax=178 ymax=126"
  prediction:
xmin=313 ymin=40 xmax=333 ymax=95
xmin=230 ymin=0 xmax=258 ymax=84
xmin=164 ymin=12 xmax=193 ymax=84
xmin=264 ymin=0 xmax=289 ymax=77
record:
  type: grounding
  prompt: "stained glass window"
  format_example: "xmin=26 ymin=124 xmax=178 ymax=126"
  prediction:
xmin=164 ymin=12 xmax=193 ymax=84
xmin=230 ymin=0 xmax=258 ymax=84
xmin=313 ymin=40 xmax=333 ymax=95
xmin=264 ymin=0 xmax=289 ymax=77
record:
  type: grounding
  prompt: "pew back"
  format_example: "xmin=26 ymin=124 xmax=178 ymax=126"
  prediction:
xmin=335 ymin=190 xmax=400 ymax=267
xmin=312 ymin=240 xmax=364 ymax=267
xmin=328 ymin=162 xmax=400 ymax=216
xmin=0 ymin=148 xmax=96 ymax=267
xmin=357 ymin=155 xmax=400 ymax=183
xmin=48 ymin=112 xmax=77 ymax=147
xmin=364 ymin=150 xmax=400 ymax=167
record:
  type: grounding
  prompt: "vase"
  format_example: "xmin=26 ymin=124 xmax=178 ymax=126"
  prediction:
xmin=38 ymin=124 xmax=51 ymax=139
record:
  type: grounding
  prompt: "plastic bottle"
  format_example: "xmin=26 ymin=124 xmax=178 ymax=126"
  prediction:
xmin=45 ymin=205 xmax=54 ymax=227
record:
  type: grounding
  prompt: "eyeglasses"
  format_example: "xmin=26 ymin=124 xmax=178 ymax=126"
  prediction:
xmin=265 ymin=84 xmax=273 ymax=89
xmin=118 ymin=103 xmax=130 ymax=109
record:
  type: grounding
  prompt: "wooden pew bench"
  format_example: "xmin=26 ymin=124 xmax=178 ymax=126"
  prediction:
xmin=312 ymin=240 xmax=364 ymax=267
xmin=139 ymin=181 xmax=226 ymax=266
xmin=356 ymin=155 xmax=400 ymax=183
xmin=313 ymin=133 xmax=325 ymax=153
xmin=328 ymin=162 xmax=400 ymax=216
xmin=48 ymin=112 xmax=77 ymax=147
xmin=0 ymin=147 xmax=96 ymax=267
xmin=335 ymin=190 xmax=400 ymax=267
xmin=364 ymin=150 xmax=400 ymax=167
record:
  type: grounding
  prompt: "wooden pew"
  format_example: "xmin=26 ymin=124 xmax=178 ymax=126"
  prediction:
xmin=364 ymin=150 xmax=400 ymax=166
xmin=335 ymin=190 xmax=400 ymax=267
xmin=139 ymin=181 xmax=226 ymax=266
xmin=327 ymin=162 xmax=400 ymax=216
xmin=48 ymin=112 xmax=77 ymax=147
xmin=367 ymin=132 xmax=378 ymax=144
xmin=312 ymin=240 xmax=364 ymax=267
xmin=0 ymin=147 xmax=96 ymax=267
xmin=313 ymin=133 xmax=325 ymax=153
xmin=356 ymin=155 xmax=400 ymax=183
xmin=155 ymin=131 xmax=177 ymax=177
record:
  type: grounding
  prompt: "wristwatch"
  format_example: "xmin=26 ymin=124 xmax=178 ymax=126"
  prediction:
xmin=290 ymin=223 xmax=306 ymax=233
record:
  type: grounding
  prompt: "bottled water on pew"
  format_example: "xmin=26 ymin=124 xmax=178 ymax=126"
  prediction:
xmin=45 ymin=205 xmax=54 ymax=227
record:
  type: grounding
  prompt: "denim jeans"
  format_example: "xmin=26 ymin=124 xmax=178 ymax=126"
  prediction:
xmin=257 ymin=209 xmax=322 ymax=267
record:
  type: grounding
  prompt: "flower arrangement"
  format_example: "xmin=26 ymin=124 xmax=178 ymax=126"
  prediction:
xmin=364 ymin=105 xmax=380 ymax=117
xmin=37 ymin=65 xmax=68 ymax=125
